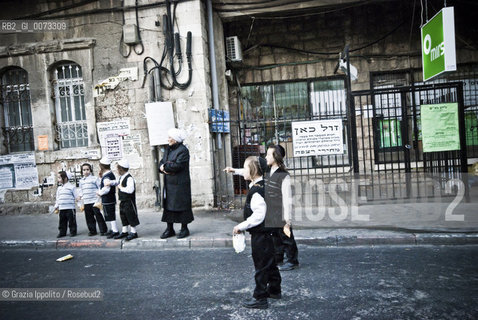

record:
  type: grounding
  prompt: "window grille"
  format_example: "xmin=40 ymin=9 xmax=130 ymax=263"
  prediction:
xmin=238 ymin=78 xmax=348 ymax=169
xmin=52 ymin=63 xmax=87 ymax=148
xmin=0 ymin=67 xmax=34 ymax=153
xmin=371 ymin=63 xmax=478 ymax=160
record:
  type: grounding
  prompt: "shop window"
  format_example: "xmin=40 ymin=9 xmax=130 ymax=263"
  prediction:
xmin=239 ymin=78 xmax=348 ymax=169
xmin=371 ymin=63 xmax=478 ymax=161
xmin=0 ymin=67 xmax=34 ymax=153
xmin=52 ymin=62 xmax=87 ymax=149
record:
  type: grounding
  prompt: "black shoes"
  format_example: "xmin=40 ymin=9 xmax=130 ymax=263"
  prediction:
xmin=114 ymin=232 xmax=128 ymax=239
xmin=242 ymin=298 xmax=268 ymax=309
xmin=88 ymin=232 xmax=97 ymax=236
xmin=125 ymin=233 xmax=138 ymax=241
xmin=279 ymin=262 xmax=299 ymax=271
xmin=107 ymin=232 xmax=119 ymax=239
xmin=160 ymin=229 xmax=176 ymax=239
xmin=100 ymin=232 xmax=107 ymax=236
xmin=57 ymin=234 xmax=66 ymax=238
xmin=177 ymin=228 xmax=190 ymax=239
xmin=267 ymin=292 xmax=282 ymax=299
xmin=69 ymin=233 xmax=77 ymax=237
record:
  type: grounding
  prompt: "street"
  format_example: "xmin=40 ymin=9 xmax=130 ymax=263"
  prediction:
xmin=0 ymin=246 xmax=477 ymax=320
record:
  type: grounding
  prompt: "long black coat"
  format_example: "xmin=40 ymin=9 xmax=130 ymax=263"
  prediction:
xmin=159 ymin=142 xmax=192 ymax=211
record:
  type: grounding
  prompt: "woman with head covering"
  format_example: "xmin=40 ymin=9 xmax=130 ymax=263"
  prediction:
xmin=158 ymin=128 xmax=194 ymax=239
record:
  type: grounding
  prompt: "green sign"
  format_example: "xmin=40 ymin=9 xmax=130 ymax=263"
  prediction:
xmin=421 ymin=7 xmax=456 ymax=81
xmin=421 ymin=103 xmax=460 ymax=152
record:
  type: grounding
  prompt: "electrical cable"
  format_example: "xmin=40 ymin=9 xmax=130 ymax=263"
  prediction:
xmin=133 ymin=0 xmax=145 ymax=55
xmin=14 ymin=0 xmax=191 ymax=21
xmin=119 ymin=0 xmax=132 ymax=58
xmin=244 ymin=19 xmax=405 ymax=57
xmin=222 ymin=0 xmax=372 ymax=21
xmin=214 ymin=0 xmax=344 ymax=12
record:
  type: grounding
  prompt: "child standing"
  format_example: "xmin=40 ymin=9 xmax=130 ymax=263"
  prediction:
xmin=265 ymin=145 xmax=299 ymax=271
xmin=96 ymin=158 xmax=119 ymax=238
xmin=230 ymin=156 xmax=281 ymax=309
xmin=106 ymin=159 xmax=140 ymax=241
xmin=78 ymin=163 xmax=107 ymax=236
xmin=54 ymin=171 xmax=78 ymax=238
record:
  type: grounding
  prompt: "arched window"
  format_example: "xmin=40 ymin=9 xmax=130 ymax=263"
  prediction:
xmin=1 ymin=67 xmax=34 ymax=153
xmin=52 ymin=62 xmax=87 ymax=148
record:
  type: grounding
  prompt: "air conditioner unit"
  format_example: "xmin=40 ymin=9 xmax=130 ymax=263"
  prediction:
xmin=226 ymin=36 xmax=243 ymax=62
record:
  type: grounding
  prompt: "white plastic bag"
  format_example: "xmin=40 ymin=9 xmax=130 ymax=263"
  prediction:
xmin=233 ymin=233 xmax=246 ymax=253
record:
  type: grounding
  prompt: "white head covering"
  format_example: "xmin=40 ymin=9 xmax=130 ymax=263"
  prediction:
xmin=66 ymin=171 xmax=73 ymax=180
xmin=167 ymin=128 xmax=186 ymax=143
xmin=100 ymin=158 xmax=111 ymax=165
xmin=117 ymin=159 xmax=130 ymax=169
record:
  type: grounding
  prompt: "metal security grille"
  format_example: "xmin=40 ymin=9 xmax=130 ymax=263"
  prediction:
xmin=53 ymin=63 xmax=87 ymax=149
xmin=371 ymin=63 xmax=478 ymax=158
xmin=0 ymin=67 xmax=34 ymax=153
xmin=353 ymin=82 xmax=468 ymax=201
xmin=221 ymin=79 xmax=469 ymax=208
xmin=229 ymin=77 xmax=352 ymax=205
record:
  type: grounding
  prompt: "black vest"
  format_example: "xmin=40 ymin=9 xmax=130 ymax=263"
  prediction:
xmin=264 ymin=167 xmax=289 ymax=228
xmin=243 ymin=180 xmax=266 ymax=233
xmin=118 ymin=173 xmax=136 ymax=202
xmin=100 ymin=171 xmax=116 ymax=204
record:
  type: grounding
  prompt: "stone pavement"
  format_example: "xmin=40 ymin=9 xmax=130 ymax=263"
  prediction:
xmin=0 ymin=203 xmax=478 ymax=250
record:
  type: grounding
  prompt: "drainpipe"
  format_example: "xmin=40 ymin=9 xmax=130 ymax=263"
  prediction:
xmin=207 ymin=0 xmax=221 ymax=150
xmin=150 ymin=67 xmax=162 ymax=207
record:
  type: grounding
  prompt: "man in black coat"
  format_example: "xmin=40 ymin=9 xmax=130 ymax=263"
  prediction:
xmin=159 ymin=128 xmax=194 ymax=239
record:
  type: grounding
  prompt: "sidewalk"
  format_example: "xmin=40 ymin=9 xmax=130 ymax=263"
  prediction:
xmin=1 ymin=206 xmax=478 ymax=250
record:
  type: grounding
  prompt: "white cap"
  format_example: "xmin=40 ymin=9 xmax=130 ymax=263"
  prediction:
xmin=117 ymin=159 xmax=130 ymax=169
xmin=66 ymin=171 xmax=73 ymax=180
xmin=99 ymin=158 xmax=111 ymax=165
xmin=167 ymin=128 xmax=186 ymax=143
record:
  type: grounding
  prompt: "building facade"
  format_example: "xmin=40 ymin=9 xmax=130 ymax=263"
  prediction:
xmin=0 ymin=0 xmax=477 ymax=213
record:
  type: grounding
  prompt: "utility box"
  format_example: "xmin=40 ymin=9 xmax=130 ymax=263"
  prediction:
xmin=226 ymin=36 xmax=243 ymax=62
xmin=123 ymin=24 xmax=140 ymax=45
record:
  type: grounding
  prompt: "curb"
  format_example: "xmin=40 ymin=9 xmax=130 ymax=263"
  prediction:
xmin=1 ymin=233 xmax=478 ymax=249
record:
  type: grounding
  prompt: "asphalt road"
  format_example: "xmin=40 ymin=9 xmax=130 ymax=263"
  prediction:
xmin=0 ymin=246 xmax=477 ymax=320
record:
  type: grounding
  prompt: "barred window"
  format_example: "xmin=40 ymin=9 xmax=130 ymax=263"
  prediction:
xmin=1 ymin=67 xmax=34 ymax=153
xmin=239 ymin=78 xmax=348 ymax=169
xmin=52 ymin=62 xmax=87 ymax=148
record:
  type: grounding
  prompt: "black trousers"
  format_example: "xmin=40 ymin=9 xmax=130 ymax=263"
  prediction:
xmin=272 ymin=227 xmax=299 ymax=265
xmin=58 ymin=209 xmax=77 ymax=236
xmin=84 ymin=203 xmax=107 ymax=233
xmin=251 ymin=232 xmax=281 ymax=300
xmin=119 ymin=200 xmax=140 ymax=227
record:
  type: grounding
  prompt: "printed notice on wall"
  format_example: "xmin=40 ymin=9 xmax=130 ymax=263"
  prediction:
xmin=0 ymin=152 xmax=39 ymax=190
xmin=421 ymin=103 xmax=460 ymax=152
xmin=122 ymin=133 xmax=143 ymax=169
xmin=97 ymin=119 xmax=131 ymax=161
xmin=292 ymin=119 xmax=344 ymax=157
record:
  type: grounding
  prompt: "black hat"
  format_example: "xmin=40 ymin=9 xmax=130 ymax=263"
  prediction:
xmin=258 ymin=156 xmax=268 ymax=175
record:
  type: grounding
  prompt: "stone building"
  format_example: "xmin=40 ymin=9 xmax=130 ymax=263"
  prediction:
xmin=0 ymin=0 xmax=477 ymax=214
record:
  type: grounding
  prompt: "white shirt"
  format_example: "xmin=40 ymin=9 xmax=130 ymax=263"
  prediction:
xmin=235 ymin=177 xmax=267 ymax=232
xmin=233 ymin=167 xmax=292 ymax=223
xmin=110 ymin=173 xmax=135 ymax=194
xmin=97 ymin=170 xmax=112 ymax=196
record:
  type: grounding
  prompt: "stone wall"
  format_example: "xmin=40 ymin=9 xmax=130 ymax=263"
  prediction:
xmin=0 ymin=0 xmax=220 ymax=212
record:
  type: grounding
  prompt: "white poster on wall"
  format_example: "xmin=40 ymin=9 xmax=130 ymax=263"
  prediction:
xmin=97 ymin=119 xmax=131 ymax=161
xmin=145 ymin=102 xmax=176 ymax=146
xmin=0 ymin=152 xmax=39 ymax=190
xmin=292 ymin=119 xmax=344 ymax=157
xmin=122 ymin=133 xmax=143 ymax=169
